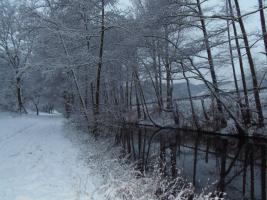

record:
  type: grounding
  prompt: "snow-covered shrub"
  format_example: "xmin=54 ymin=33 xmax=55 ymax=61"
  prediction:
xmin=74 ymin=132 xmax=223 ymax=200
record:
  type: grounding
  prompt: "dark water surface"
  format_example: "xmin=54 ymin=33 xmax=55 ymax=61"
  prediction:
xmin=115 ymin=126 xmax=267 ymax=200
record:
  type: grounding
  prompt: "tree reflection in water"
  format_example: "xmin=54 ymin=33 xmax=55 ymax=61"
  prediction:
xmin=115 ymin=125 xmax=267 ymax=199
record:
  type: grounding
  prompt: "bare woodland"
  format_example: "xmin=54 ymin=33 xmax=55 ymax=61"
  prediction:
xmin=0 ymin=0 xmax=267 ymax=135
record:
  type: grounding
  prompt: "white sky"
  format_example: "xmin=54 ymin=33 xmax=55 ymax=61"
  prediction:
xmin=118 ymin=0 xmax=132 ymax=10
xmin=116 ymin=0 xmax=267 ymax=86
xmin=214 ymin=0 xmax=266 ymax=86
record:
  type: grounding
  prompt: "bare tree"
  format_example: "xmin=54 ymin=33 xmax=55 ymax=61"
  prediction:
xmin=258 ymin=0 xmax=267 ymax=56
xmin=227 ymin=0 xmax=251 ymax=125
xmin=234 ymin=0 xmax=264 ymax=127
xmin=95 ymin=0 xmax=106 ymax=115
xmin=0 ymin=1 xmax=35 ymax=113
xmin=196 ymin=0 xmax=226 ymax=126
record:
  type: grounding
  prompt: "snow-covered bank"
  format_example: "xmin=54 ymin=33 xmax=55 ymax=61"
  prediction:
xmin=0 ymin=113 xmax=217 ymax=200
xmin=0 ymin=113 xmax=103 ymax=200
xmin=72 ymin=131 xmax=213 ymax=200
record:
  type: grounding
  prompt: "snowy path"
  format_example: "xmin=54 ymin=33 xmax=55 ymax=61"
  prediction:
xmin=0 ymin=113 xmax=101 ymax=200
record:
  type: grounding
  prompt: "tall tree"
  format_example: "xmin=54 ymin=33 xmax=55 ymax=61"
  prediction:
xmin=234 ymin=0 xmax=264 ymax=127
xmin=0 ymin=0 xmax=35 ymax=113
xmin=227 ymin=0 xmax=251 ymax=125
xmin=196 ymin=0 xmax=225 ymax=125
xmin=258 ymin=0 xmax=267 ymax=56
xmin=95 ymin=0 xmax=106 ymax=115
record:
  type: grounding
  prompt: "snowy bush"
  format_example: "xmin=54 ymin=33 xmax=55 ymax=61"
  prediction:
xmin=72 ymin=131 xmax=224 ymax=200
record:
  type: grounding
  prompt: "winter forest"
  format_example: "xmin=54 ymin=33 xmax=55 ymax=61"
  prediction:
xmin=0 ymin=0 xmax=267 ymax=199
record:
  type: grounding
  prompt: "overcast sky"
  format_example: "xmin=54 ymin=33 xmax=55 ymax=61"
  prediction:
xmin=118 ymin=0 xmax=132 ymax=9
xmin=116 ymin=0 xmax=266 ymax=85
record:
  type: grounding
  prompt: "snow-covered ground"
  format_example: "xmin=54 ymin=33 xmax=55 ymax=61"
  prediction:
xmin=0 ymin=112 xmax=216 ymax=200
xmin=0 ymin=113 xmax=103 ymax=200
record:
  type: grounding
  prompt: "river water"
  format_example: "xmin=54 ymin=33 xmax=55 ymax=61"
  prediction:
xmin=115 ymin=125 xmax=267 ymax=200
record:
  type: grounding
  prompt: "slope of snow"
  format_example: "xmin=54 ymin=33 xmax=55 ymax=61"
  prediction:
xmin=0 ymin=113 xmax=103 ymax=200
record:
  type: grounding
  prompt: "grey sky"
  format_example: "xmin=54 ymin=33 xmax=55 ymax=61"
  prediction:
xmin=118 ymin=0 xmax=132 ymax=9
xmin=116 ymin=0 xmax=266 ymax=85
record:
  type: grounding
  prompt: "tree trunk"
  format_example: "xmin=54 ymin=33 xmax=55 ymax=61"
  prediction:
xmin=196 ymin=0 xmax=225 ymax=124
xmin=201 ymin=98 xmax=209 ymax=120
xmin=16 ymin=77 xmax=26 ymax=113
xmin=84 ymin=69 xmax=89 ymax=109
xmin=135 ymin=82 xmax=141 ymax=119
xmin=34 ymin=103 xmax=39 ymax=116
xmin=152 ymin=45 xmax=162 ymax=110
xmin=226 ymin=0 xmax=247 ymax=124
xmin=259 ymin=0 xmax=267 ymax=55
xmin=95 ymin=0 xmax=105 ymax=115
xmin=228 ymin=0 xmax=251 ymax=125
xmin=129 ymin=76 xmax=133 ymax=110
xmin=234 ymin=0 xmax=264 ymax=127
xmin=82 ymin=11 xmax=91 ymax=110
xmin=166 ymin=66 xmax=172 ymax=110
xmin=157 ymin=52 xmax=163 ymax=107
xmin=181 ymin=62 xmax=199 ymax=129
xmin=126 ymin=80 xmax=129 ymax=110
xmin=164 ymin=26 xmax=173 ymax=110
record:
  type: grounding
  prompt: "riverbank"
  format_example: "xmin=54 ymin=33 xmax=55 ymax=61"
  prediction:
xmin=0 ymin=113 xmax=214 ymax=200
